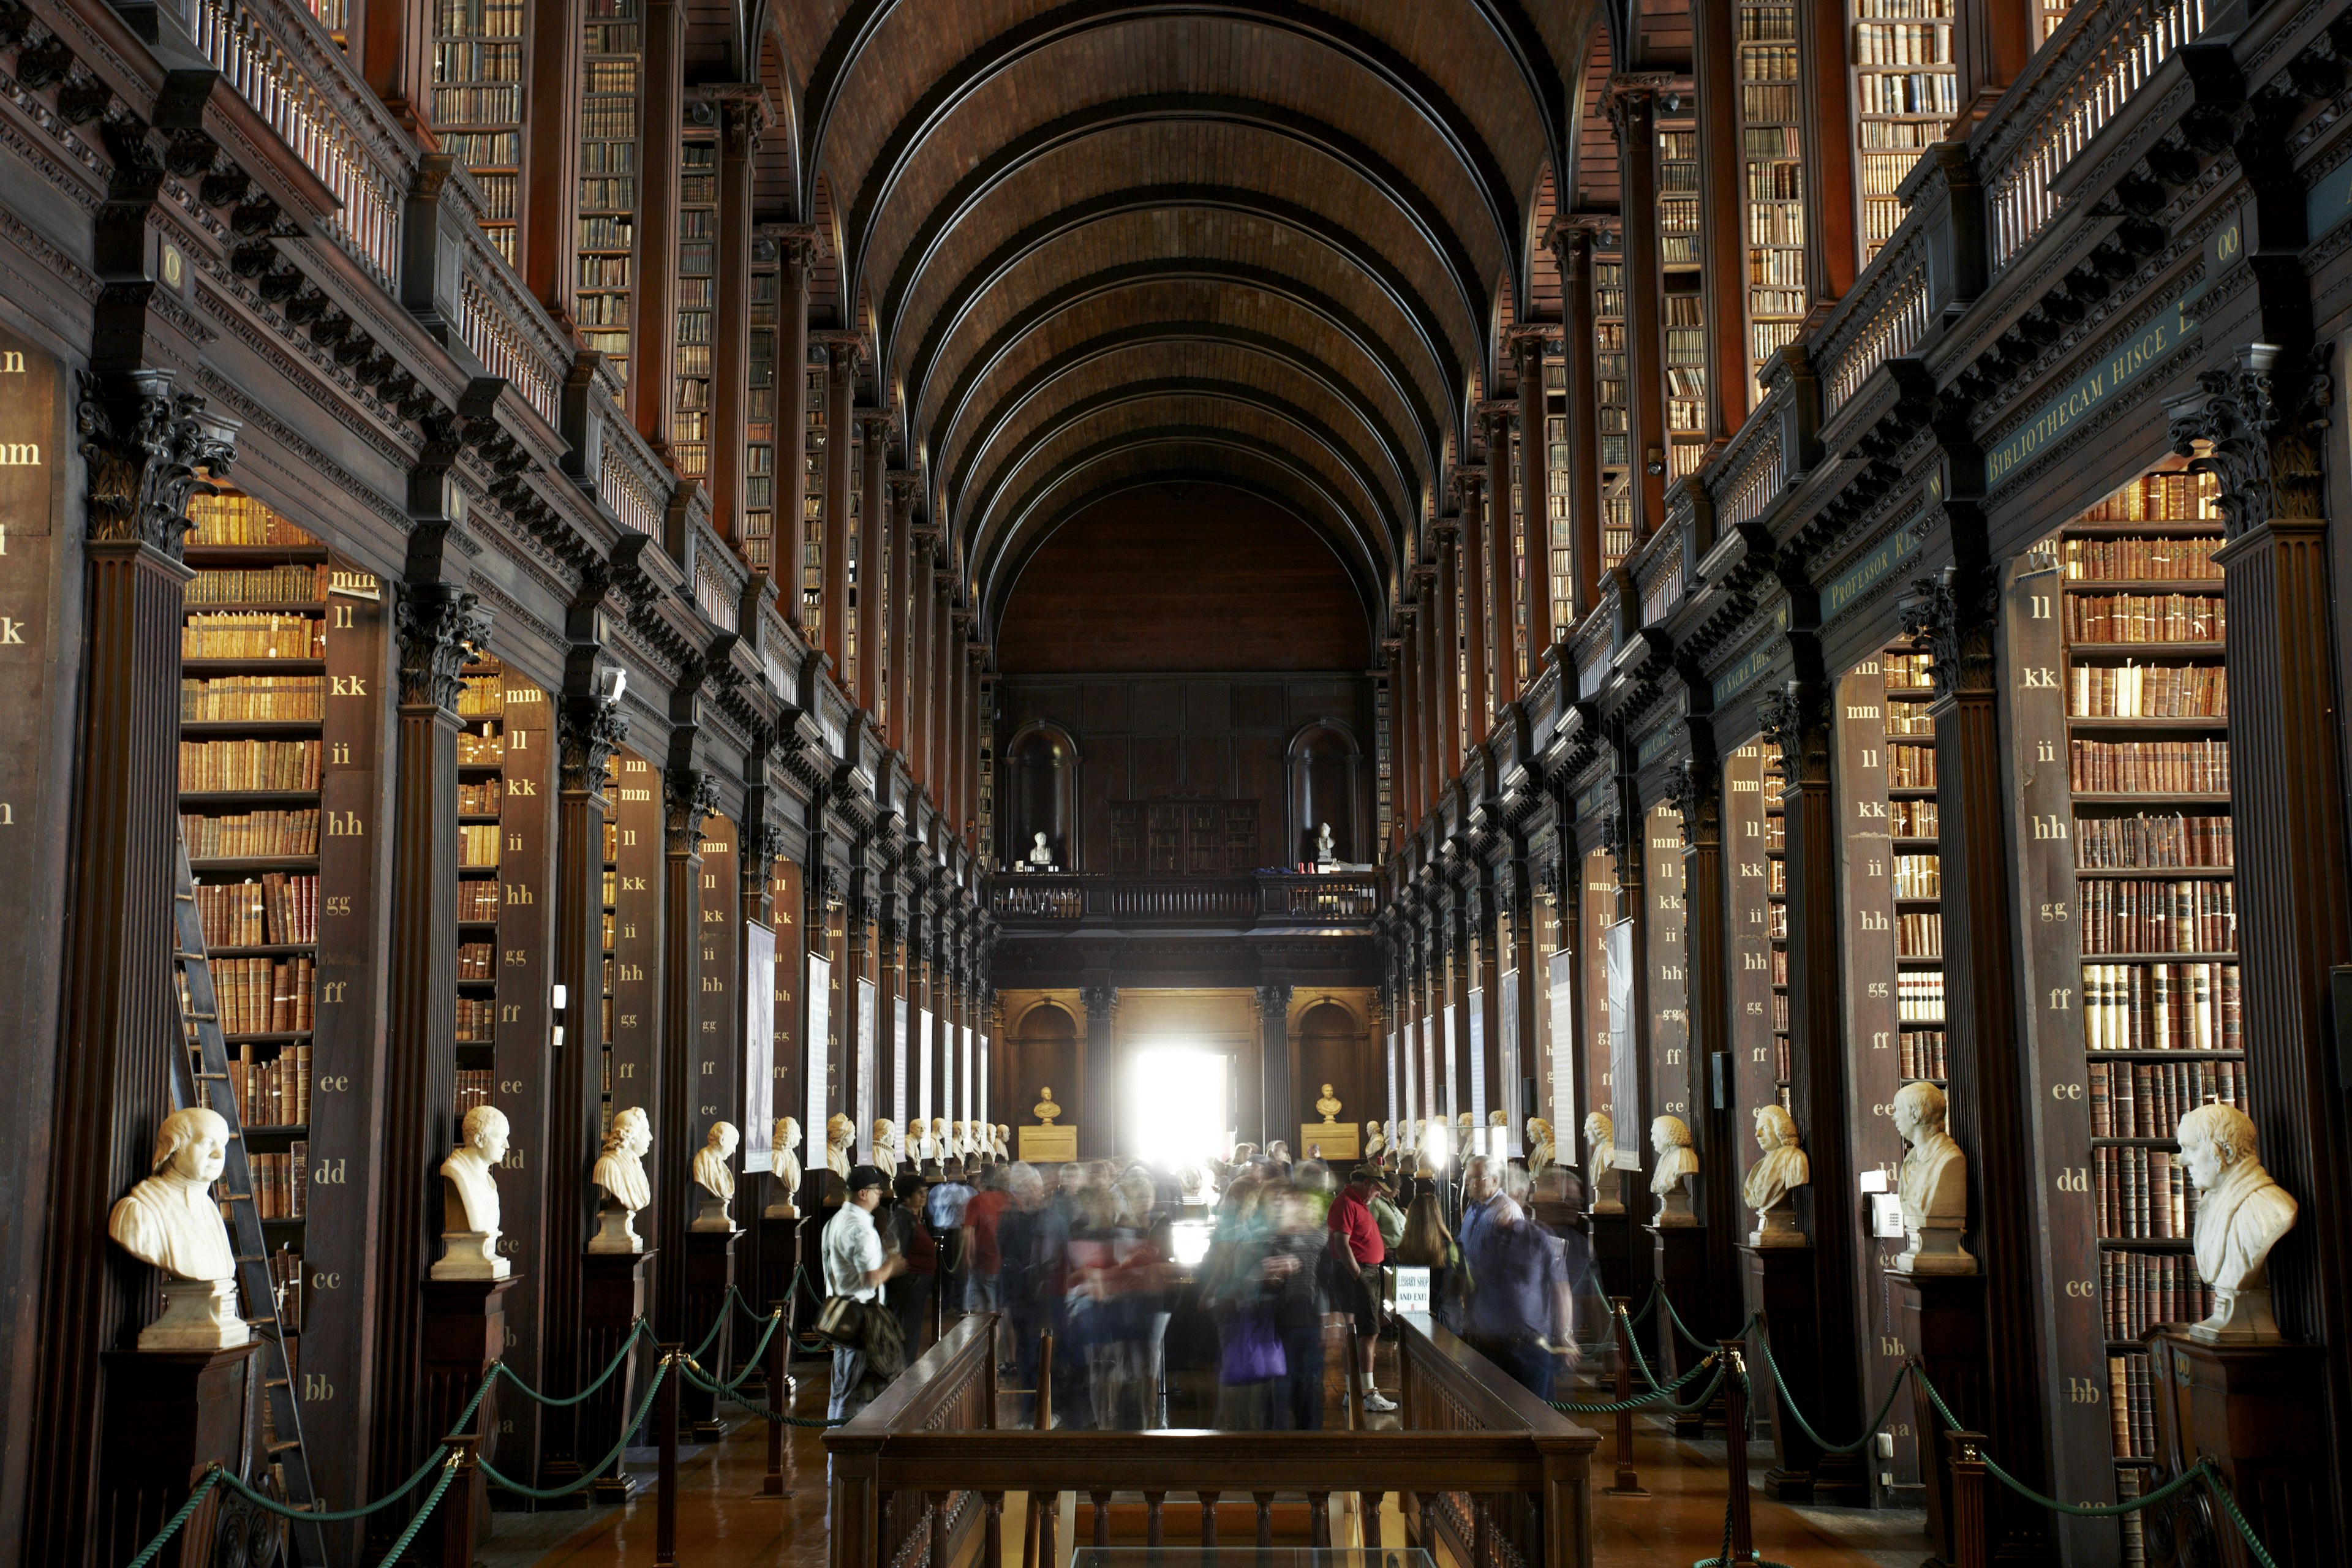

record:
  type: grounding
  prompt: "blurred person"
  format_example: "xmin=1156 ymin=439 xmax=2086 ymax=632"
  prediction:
xmin=883 ymin=1172 xmax=937 ymax=1354
xmin=1460 ymin=1162 xmax=1574 ymax=1400
xmin=1458 ymin=1155 xmax=1509 ymax=1256
xmin=927 ymin=1156 xmax=975 ymax=1316
xmin=1393 ymin=1191 xmax=1460 ymax=1326
xmin=1327 ymin=1167 xmax=1396 ymax=1412
xmin=1264 ymin=1183 xmax=1329 ymax=1429
xmin=1200 ymin=1175 xmax=1281 ymax=1428
xmin=963 ymin=1164 xmax=1010 ymax=1324
xmin=996 ymin=1163 xmax=1069 ymax=1422
xmin=822 ymin=1164 xmax=907 ymax=1420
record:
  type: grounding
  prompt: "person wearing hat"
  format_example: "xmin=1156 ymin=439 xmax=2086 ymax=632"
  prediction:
xmin=824 ymin=1163 xmax=906 ymax=1420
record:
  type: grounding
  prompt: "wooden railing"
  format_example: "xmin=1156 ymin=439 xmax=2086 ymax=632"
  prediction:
xmin=826 ymin=1313 xmax=1597 ymax=1568
xmin=989 ymin=873 xmax=1382 ymax=927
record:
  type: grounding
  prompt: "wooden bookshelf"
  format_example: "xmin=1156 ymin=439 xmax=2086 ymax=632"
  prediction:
xmin=1656 ymin=115 xmax=1707 ymax=484
xmin=671 ymin=131 xmax=717 ymax=484
xmin=1580 ymin=844 xmax=1617 ymax=1148
xmin=695 ymin=813 xmax=741 ymax=1137
xmin=1737 ymin=0 xmax=1806 ymax=404
xmin=1644 ymin=802 xmax=1691 ymax=1127
xmin=1724 ymin=741 xmax=1780 ymax=1125
xmin=429 ymin=0 xmax=524 ymax=264
xmin=1851 ymin=0 xmax=1958 ymax=265
xmin=802 ymin=357 xmax=826 ymax=632
xmin=1765 ymin=747 xmax=1790 ymax=1107
xmin=576 ymin=0 xmax=643 ymax=385
xmin=2005 ymin=461 xmax=2234 ymax=1562
xmin=609 ymin=748 xmax=662 ymax=1131
xmin=742 ymin=254 xmax=780 ymax=571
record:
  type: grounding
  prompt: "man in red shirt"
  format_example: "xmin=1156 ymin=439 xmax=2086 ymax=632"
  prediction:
xmin=1329 ymin=1166 xmax=1396 ymax=1411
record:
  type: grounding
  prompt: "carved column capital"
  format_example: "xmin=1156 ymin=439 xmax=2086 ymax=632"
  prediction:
xmin=1755 ymin=681 xmax=1831 ymax=786
xmin=1899 ymin=563 xmax=1999 ymax=699
xmin=778 ymin=227 xmax=818 ymax=284
xmin=756 ymin=821 xmax=789 ymax=867
xmin=1082 ymin=983 xmax=1120 ymax=1023
xmin=77 ymin=369 xmax=238 ymax=558
xmin=662 ymin=766 xmax=721 ymax=854
xmin=1254 ymin=983 xmax=1292 ymax=1025
xmin=2163 ymin=342 xmax=2331 ymax=539
xmin=559 ymin=687 xmax=630 ymax=797
xmin=394 ymin=582 xmax=492 ymax=713
xmin=1450 ymin=466 xmax=1486 ymax=508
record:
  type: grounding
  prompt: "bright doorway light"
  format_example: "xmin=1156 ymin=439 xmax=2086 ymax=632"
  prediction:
xmin=1133 ymin=1047 xmax=1229 ymax=1174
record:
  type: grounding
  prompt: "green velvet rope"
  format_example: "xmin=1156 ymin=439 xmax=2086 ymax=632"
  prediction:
xmin=677 ymin=1355 xmax=846 ymax=1428
xmin=493 ymin=1318 xmax=655 ymax=1408
xmin=474 ymin=1355 xmax=674 ymax=1501
xmin=117 ymin=1469 xmax=221 ymax=1568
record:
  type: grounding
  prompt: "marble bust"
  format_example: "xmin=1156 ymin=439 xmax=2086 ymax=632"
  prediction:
xmin=1892 ymin=1082 xmax=1974 ymax=1274
xmin=1584 ymin=1111 xmax=1622 ymax=1214
xmin=1649 ymin=1115 xmax=1700 ymax=1226
xmin=691 ymin=1120 xmax=739 ymax=1232
xmin=2179 ymin=1103 xmax=2298 ymax=1341
xmin=764 ymin=1117 xmax=802 ymax=1219
xmin=1314 ymin=1084 xmax=1342 ymax=1121
xmin=1027 ymin=831 xmax=1054 ymax=869
xmin=1742 ymin=1104 xmax=1809 ymax=1247
xmin=823 ymin=1113 xmax=854 ymax=1181
xmin=590 ymin=1106 xmax=652 ymax=1254
xmin=872 ymin=1118 xmax=900 ymax=1175
xmin=1526 ymin=1117 xmax=1555 ymax=1174
xmin=1363 ymin=1120 xmax=1384 ymax=1159
xmin=108 ymin=1106 xmax=249 ymax=1349
xmin=1487 ymin=1109 xmax=1509 ymax=1155
xmin=1314 ymin=822 xmax=1338 ymax=869
xmin=433 ymin=1104 xmax=513 ymax=1280
xmin=1034 ymin=1088 xmax=1061 ymax=1124
xmin=995 ymin=1123 xmax=1011 ymax=1158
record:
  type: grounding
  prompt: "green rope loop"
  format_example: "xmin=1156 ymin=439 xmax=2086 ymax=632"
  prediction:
xmin=1550 ymin=1349 xmax=1723 ymax=1415
xmin=366 ymin=1450 xmax=463 ymax=1568
xmin=1749 ymin=1326 xmax=1913 ymax=1456
xmin=676 ymin=1355 xmax=847 ymax=1427
xmin=476 ymin=1355 xmax=674 ymax=1501
xmin=214 ymin=1436 xmax=454 ymax=1521
xmin=119 ymin=1468 xmax=222 ymax=1568
xmin=492 ymin=1319 xmax=654 ymax=1408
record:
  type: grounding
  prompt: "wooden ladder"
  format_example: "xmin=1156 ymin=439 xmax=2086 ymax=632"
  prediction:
xmin=170 ymin=832 xmax=330 ymax=1568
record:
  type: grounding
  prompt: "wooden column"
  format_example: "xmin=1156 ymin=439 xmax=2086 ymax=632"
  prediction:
xmin=655 ymin=767 xmax=717 ymax=1335
xmin=931 ymin=567 xmax=954 ymax=808
xmin=908 ymin=527 xmax=937 ymax=790
xmin=519 ymin=0 xmax=585 ymax=324
xmin=1479 ymin=405 xmax=1520 ymax=707
xmin=1454 ymin=472 xmax=1490 ymax=748
xmin=628 ymin=0 xmax=684 ymax=439
xmin=1419 ymin=568 xmax=1442 ymax=811
xmin=369 ymin=581 xmax=490 ymax=1545
xmin=1899 ymin=560 xmax=2054 ymax=1558
xmin=1259 ymin=983 xmax=1293 ymax=1156
xmin=952 ymin=617 xmax=976 ymax=843
xmin=1433 ymin=527 xmax=1463 ymax=782
xmin=1473 ymin=876 xmax=1505 ymax=1139
xmin=818 ymin=341 xmax=858 ymax=671
xmin=853 ymin=410 xmax=891 ymax=716
xmin=1757 ymin=680 xmax=1868 ymax=1502
xmin=1671 ymin=752 xmax=1740 ymax=1337
xmin=777 ymin=235 xmax=816 ymax=625
xmin=709 ymin=94 xmax=764 ymax=551
xmin=2168 ymin=351 xmax=2352 ymax=1518
xmin=886 ymin=475 xmax=919 ymax=756
xmin=1795 ymin=0 xmax=1860 ymax=309
xmin=1513 ymin=334 xmax=1555 ymax=650
xmin=542 ymin=677 xmax=627 ymax=1491
xmin=1952 ymin=0 xmax=2034 ymax=129
xmin=1549 ymin=221 xmax=1604 ymax=623
xmin=1507 ymin=858 xmax=1542 ymax=1138
xmin=357 ymin=0 xmax=435 ymax=144
xmin=25 ymin=375 xmax=232 ymax=1564
xmin=1607 ymin=80 xmax=1667 ymax=541
xmin=1395 ymin=614 xmax=1419 ymax=836
xmin=1691 ymin=0 xmax=1750 ymax=435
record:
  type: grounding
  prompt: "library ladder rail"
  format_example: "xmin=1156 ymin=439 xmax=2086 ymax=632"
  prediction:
xmin=170 ymin=829 xmax=330 ymax=1568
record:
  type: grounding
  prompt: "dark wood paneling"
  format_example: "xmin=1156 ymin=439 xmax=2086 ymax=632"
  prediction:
xmin=996 ymin=485 xmax=1369 ymax=674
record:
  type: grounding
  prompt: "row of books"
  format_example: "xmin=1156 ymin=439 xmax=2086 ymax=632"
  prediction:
xmin=456 ymin=1070 xmax=494 ymax=1117
xmin=458 ymin=777 xmax=503 ymax=814
xmin=2095 ymin=1145 xmax=2199 ymax=1240
xmin=1854 ymin=21 xmax=1951 ymax=65
xmin=1768 ymin=901 xmax=1789 ymax=939
xmin=1855 ymin=72 xmax=1959 ymax=117
xmin=2064 ymin=594 xmax=2225 ymax=644
xmin=456 ymin=998 xmax=496 ymax=1042
xmin=2075 ymin=470 xmax=2217 ymax=524
xmin=266 ymin=1246 xmax=303 ymax=1333
xmin=187 ymin=495 xmax=318 ymax=547
xmin=2090 ymin=1057 xmax=2246 ymax=1140
xmin=2109 ymin=1352 xmax=2158 ymax=1458
xmin=2101 ymin=1253 xmax=2215 ymax=1342
xmin=1888 ymin=747 xmax=1938 ymax=788
xmin=1897 ymin=912 xmax=1942 ymax=957
xmin=192 ymin=874 xmax=318 ymax=947
xmin=1899 ymin=1030 xmax=1947 ymax=1082
xmin=2069 ymin=739 xmax=2230 ymax=795
xmin=188 ymin=564 xmax=330 ymax=605
xmin=183 ymin=614 xmax=327 ymax=660
xmin=183 ymin=675 xmax=326 ymax=723
xmin=1882 ymin=651 xmax=1934 ymax=687
xmin=184 ymin=810 xmax=320 ymax=860
xmin=458 ymin=730 xmax=505 ymax=765
xmin=1885 ymin=706 xmax=1936 ymax=736
xmin=2060 ymin=535 xmax=2224 ymax=581
xmin=180 ymin=739 xmax=321 ymax=792
xmin=226 ymin=1043 xmax=311 ymax=1128
xmin=209 ymin=956 xmax=315 ymax=1035
xmin=2081 ymin=962 xmax=2241 ymax=1053
xmin=460 ymin=823 xmax=500 ymax=868
xmin=2074 ymin=812 xmax=2232 ymax=870
xmin=458 ymin=941 xmax=494 ymax=980
xmin=1893 ymin=853 xmax=1940 ymax=898
xmin=2077 ymin=878 xmax=2235 ymax=954
xmin=457 ymin=881 xmax=500 ymax=921
xmin=458 ymin=675 xmax=506 ymax=716
xmin=2069 ymin=663 xmax=2226 ymax=718
xmin=243 ymin=1143 xmax=309 ymax=1220
xmin=1898 ymin=971 xmax=1946 ymax=1024
xmin=1889 ymin=797 xmax=1937 ymax=836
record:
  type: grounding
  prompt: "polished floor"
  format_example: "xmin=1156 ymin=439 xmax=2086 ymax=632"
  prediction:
xmin=473 ymin=1327 xmax=1928 ymax=1568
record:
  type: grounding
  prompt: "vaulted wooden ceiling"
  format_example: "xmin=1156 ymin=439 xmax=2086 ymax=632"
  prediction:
xmin=743 ymin=0 xmax=1610 ymax=641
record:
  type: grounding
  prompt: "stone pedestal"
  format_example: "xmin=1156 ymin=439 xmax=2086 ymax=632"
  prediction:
xmin=683 ymin=1228 xmax=741 ymax=1438
xmin=423 ymin=1276 xmax=514 ymax=1559
xmin=97 ymin=1342 xmax=262 ymax=1568
xmin=581 ymin=1250 xmax=653 ymax=1502
xmin=1893 ymin=1271 xmax=1985 ymax=1568
xmin=1650 ymin=1223 xmax=1714 ymax=1438
xmin=1742 ymin=1243 xmax=1824 ymax=1501
xmin=2143 ymin=1333 xmax=2330 ymax=1568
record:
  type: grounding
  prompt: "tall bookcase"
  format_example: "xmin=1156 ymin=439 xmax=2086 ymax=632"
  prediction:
xmin=2006 ymin=461 xmax=2234 ymax=1563
xmin=1765 ymin=744 xmax=1790 ymax=1106
xmin=454 ymin=669 xmax=505 ymax=1117
xmin=1724 ymin=741 xmax=1780 ymax=1126
xmin=577 ymin=0 xmax=643 ymax=383
xmin=1737 ymin=0 xmax=1806 ymax=404
xmin=742 ymin=254 xmax=780 ymax=570
xmin=801 ymin=357 xmax=826 ymax=631
xmin=1544 ymin=353 xmax=1572 ymax=660
xmin=179 ymin=488 xmax=388 ymax=1542
xmin=1656 ymin=121 xmax=1708 ymax=484
xmin=429 ymin=0 xmax=524 ymax=263
xmin=672 ymin=131 xmax=717 ymax=484
xmin=1850 ymin=0 xmax=1958 ymax=265
xmin=601 ymin=797 xmax=619 ymax=1135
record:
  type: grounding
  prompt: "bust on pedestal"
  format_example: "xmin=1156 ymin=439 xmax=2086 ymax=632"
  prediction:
xmin=1526 ymin=1117 xmax=1555 ymax=1175
xmin=2180 ymin=1102 xmax=2297 ymax=1341
xmin=1363 ymin=1120 xmax=1384 ymax=1161
xmin=108 ymin=1107 xmax=249 ymax=1350
xmin=1648 ymin=1115 xmax=1699 ymax=1226
xmin=589 ymin=1106 xmax=652 ymax=1254
xmin=1890 ymin=1083 xmax=1974 ymax=1275
xmin=872 ymin=1118 xmax=900 ymax=1176
xmin=823 ymin=1113 xmax=854 ymax=1182
xmin=1742 ymin=1104 xmax=1808 ymax=1247
xmin=692 ymin=1120 xmax=739 ymax=1232
xmin=1025 ymin=831 xmax=1058 ymax=872
xmin=764 ymin=1117 xmax=802 ymax=1219
xmin=432 ymin=1105 xmax=513 ymax=1279
xmin=1314 ymin=821 xmax=1338 ymax=870
xmin=1584 ymin=1111 xmax=1622 ymax=1214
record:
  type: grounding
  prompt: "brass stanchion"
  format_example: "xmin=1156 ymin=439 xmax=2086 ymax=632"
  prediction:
xmin=760 ymin=1306 xmax=793 ymax=1498
xmin=1948 ymin=1431 xmax=1989 ymax=1568
xmin=654 ymin=1348 xmax=681 ymax=1568
xmin=1604 ymin=1298 xmax=1648 ymax=1497
xmin=1720 ymin=1344 xmax=1755 ymax=1565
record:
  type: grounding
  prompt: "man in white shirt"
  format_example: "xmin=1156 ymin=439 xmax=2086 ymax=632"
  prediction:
xmin=824 ymin=1164 xmax=903 ymax=1420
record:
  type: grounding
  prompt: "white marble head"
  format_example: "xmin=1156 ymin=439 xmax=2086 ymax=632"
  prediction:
xmin=1753 ymin=1103 xmax=1799 ymax=1152
xmin=776 ymin=1115 xmax=803 ymax=1151
xmin=1584 ymin=1110 xmax=1613 ymax=1150
xmin=1651 ymin=1114 xmax=1692 ymax=1154
xmin=2177 ymin=1102 xmax=2258 ymax=1193
xmin=825 ymin=1112 xmax=854 ymax=1147
xmin=1892 ymin=1080 xmax=1948 ymax=1145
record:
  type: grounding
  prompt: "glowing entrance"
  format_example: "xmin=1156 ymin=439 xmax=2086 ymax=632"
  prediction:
xmin=1131 ymin=1047 xmax=1230 ymax=1172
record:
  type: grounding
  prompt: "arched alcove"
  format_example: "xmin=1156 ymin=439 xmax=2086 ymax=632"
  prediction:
xmin=1001 ymin=722 xmax=1079 ymax=870
xmin=1009 ymin=1000 xmax=1083 ymax=1138
xmin=1292 ymin=997 xmax=1371 ymax=1146
xmin=1288 ymin=720 xmax=1362 ymax=865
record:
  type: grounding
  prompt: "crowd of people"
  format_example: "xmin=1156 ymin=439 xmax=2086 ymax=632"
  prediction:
xmin=818 ymin=1140 xmax=1608 ymax=1425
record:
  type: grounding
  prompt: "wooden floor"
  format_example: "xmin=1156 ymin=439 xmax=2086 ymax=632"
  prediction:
xmin=475 ymin=1330 xmax=1928 ymax=1568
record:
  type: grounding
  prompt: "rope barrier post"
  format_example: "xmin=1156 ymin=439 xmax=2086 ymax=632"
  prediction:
xmin=1604 ymin=1299 xmax=1647 ymax=1497
xmin=1720 ymin=1346 xmax=1754 ymax=1566
xmin=1036 ymin=1328 xmax=1054 ymax=1431
xmin=1947 ymin=1430 xmax=1988 ymax=1568
xmin=760 ymin=1306 xmax=793 ymax=1499
xmin=1347 ymin=1323 xmax=1365 ymax=1430
xmin=439 ymin=1434 xmax=480 ymax=1568
xmin=655 ymin=1348 xmax=682 ymax=1568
